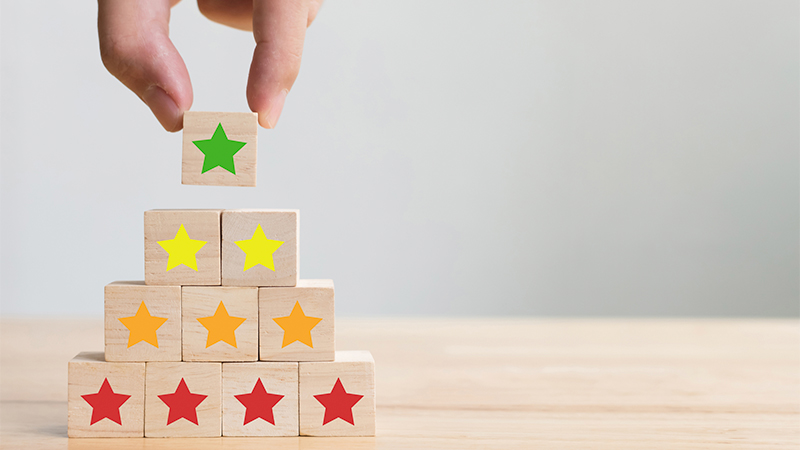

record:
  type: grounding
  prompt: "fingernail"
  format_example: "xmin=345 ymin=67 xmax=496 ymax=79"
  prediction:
xmin=260 ymin=89 xmax=288 ymax=129
xmin=142 ymin=86 xmax=182 ymax=132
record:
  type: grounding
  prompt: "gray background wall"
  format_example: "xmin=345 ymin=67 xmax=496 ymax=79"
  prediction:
xmin=1 ymin=1 xmax=797 ymax=317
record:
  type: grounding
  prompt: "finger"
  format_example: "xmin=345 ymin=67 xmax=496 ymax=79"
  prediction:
xmin=247 ymin=0 xmax=310 ymax=128
xmin=307 ymin=0 xmax=323 ymax=26
xmin=197 ymin=0 xmax=322 ymax=30
xmin=197 ymin=0 xmax=253 ymax=31
xmin=98 ymin=0 xmax=192 ymax=132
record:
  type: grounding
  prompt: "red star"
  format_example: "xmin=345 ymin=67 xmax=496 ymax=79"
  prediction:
xmin=234 ymin=378 xmax=285 ymax=425
xmin=158 ymin=378 xmax=208 ymax=425
xmin=81 ymin=378 xmax=131 ymax=425
xmin=313 ymin=378 xmax=364 ymax=425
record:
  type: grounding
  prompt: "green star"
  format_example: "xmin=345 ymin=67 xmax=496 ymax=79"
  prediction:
xmin=192 ymin=123 xmax=247 ymax=174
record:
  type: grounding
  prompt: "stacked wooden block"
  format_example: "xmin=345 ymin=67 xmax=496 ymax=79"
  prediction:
xmin=68 ymin=209 xmax=375 ymax=437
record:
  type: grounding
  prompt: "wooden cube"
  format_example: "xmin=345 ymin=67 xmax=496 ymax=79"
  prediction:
xmin=182 ymin=111 xmax=258 ymax=187
xmin=221 ymin=210 xmax=298 ymax=287
xmin=145 ymin=362 xmax=222 ymax=437
xmin=259 ymin=280 xmax=334 ymax=361
xmin=145 ymin=209 xmax=221 ymax=286
xmin=104 ymin=281 xmax=181 ymax=362
xmin=68 ymin=352 xmax=145 ymax=437
xmin=222 ymin=362 xmax=299 ymax=436
xmin=299 ymin=351 xmax=375 ymax=436
xmin=182 ymin=286 xmax=258 ymax=362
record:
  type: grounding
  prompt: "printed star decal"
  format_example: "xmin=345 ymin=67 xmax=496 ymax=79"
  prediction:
xmin=314 ymin=378 xmax=363 ymax=426
xmin=192 ymin=122 xmax=246 ymax=174
xmin=234 ymin=378 xmax=284 ymax=425
xmin=157 ymin=224 xmax=207 ymax=271
xmin=197 ymin=302 xmax=246 ymax=348
xmin=272 ymin=301 xmax=322 ymax=348
xmin=235 ymin=224 xmax=284 ymax=271
xmin=81 ymin=378 xmax=131 ymax=425
xmin=118 ymin=302 xmax=168 ymax=348
xmin=158 ymin=378 xmax=207 ymax=426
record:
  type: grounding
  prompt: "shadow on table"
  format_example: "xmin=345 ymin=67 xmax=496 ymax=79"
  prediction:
xmin=68 ymin=437 xmax=377 ymax=449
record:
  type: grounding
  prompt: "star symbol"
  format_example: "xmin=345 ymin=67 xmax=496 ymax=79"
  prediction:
xmin=272 ymin=301 xmax=322 ymax=348
xmin=118 ymin=302 xmax=168 ymax=348
xmin=314 ymin=378 xmax=363 ymax=426
xmin=234 ymin=378 xmax=284 ymax=425
xmin=81 ymin=378 xmax=131 ymax=426
xmin=235 ymin=224 xmax=284 ymax=271
xmin=197 ymin=302 xmax=246 ymax=348
xmin=158 ymin=378 xmax=208 ymax=426
xmin=157 ymin=224 xmax=207 ymax=271
xmin=192 ymin=122 xmax=246 ymax=174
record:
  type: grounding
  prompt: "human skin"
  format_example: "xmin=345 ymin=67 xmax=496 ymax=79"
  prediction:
xmin=98 ymin=0 xmax=324 ymax=131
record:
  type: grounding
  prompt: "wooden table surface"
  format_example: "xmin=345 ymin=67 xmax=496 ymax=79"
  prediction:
xmin=0 ymin=318 xmax=797 ymax=449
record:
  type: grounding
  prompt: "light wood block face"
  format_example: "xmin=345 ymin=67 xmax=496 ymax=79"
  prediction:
xmin=144 ymin=209 xmax=222 ymax=286
xmin=222 ymin=362 xmax=299 ymax=436
xmin=259 ymin=280 xmax=335 ymax=361
xmin=182 ymin=111 xmax=258 ymax=187
xmin=145 ymin=362 xmax=222 ymax=437
xmin=221 ymin=210 xmax=299 ymax=287
xmin=182 ymin=286 xmax=258 ymax=362
xmin=68 ymin=352 xmax=145 ymax=437
xmin=299 ymin=351 xmax=376 ymax=436
xmin=104 ymin=282 xmax=181 ymax=362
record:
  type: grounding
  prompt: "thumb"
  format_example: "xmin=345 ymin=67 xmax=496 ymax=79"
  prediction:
xmin=247 ymin=0 xmax=309 ymax=129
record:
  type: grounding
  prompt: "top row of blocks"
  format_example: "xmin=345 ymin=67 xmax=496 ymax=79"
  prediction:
xmin=145 ymin=209 xmax=298 ymax=287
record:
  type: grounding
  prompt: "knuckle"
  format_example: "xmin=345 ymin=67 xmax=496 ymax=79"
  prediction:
xmin=99 ymin=36 xmax=138 ymax=78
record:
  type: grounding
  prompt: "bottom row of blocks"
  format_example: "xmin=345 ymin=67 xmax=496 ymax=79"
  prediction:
xmin=68 ymin=350 xmax=375 ymax=437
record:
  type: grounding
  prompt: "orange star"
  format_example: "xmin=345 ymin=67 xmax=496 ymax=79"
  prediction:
xmin=197 ymin=302 xmax=246 ymax=348
xmin=272 ymin=302 xmax=322 ymax=348
xmin=118 ymin=302 xmax=168 ymax=348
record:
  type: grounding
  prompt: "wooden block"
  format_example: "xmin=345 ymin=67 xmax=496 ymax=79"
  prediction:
xmin=68 ymin=352 xmax=145 ymax=437
xmin=182 ymin=111 xmax=258 ymax=187
xmin=182 ymin=286 xmax=259 ymax=362
xmin=299 ymin=351 xmax=376 ymax=436
xmin=222 ymin=362 xmax=299 ymax=436
xmin=259 ymin=280 xmax=335 ymax=361
xmin=104 ymin=281 xmax=181 ymax=362
xmin=145 ymin=362 xmax=222 ymax=437
xmin=221 ymin=209 xmax=298 ymax=287
xmin=144 ymin=209 xmax=221 ymax=286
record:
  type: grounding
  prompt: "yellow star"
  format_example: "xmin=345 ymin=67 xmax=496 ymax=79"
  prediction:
xmin=235 ymin=224 xmax=284 ymax=271
xmin=272 ymin=302 xmax=322 ymax=348
xmin=118 ymin=302 xmax=168 ymax=348
xmin=197 ymin=302 xmax=246 ymax=348
xmin=157 ymin=224 xmax=207 ymax=271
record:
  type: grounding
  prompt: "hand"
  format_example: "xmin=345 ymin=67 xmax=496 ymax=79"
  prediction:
xmin=98 ymin=0 xmax=323 ymax=132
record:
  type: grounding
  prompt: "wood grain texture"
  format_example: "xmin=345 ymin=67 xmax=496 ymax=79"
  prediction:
xmin=67 ymin=352 xmax=145 ymax=437
xmin=182 ymin=111 xmax=258 ymax=187
xmin=299 ymin=351 xmax=376 ymax=436
xmin=260 ymin=280 xmax=335 ymax=361
xmin=144 ymin=362 xmax=222 ymax=437
xmin=221 ymin=210 xmax=299 ymax=287
xmin=2 ymin=318 xmax=798 ymax=448
xmin=222 ymin=362 xmax=299 ymax=436
xmin=182 ymin=287 xmax=259 ymax=362
xmin=104 ymin=281 xmax=181 ymax=362
xmin=144 ymin=210 xmax=222 ymax=286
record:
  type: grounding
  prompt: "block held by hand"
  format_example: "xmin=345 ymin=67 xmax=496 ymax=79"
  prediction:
xmin=182 ymin=111 xmax=258 ymax=187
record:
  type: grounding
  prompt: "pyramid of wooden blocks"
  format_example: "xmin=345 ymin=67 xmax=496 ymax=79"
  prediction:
xmin=69 ymin=208 xmax=376 ymax=438
xmin=182 ymin=111 xmax=258 ymax=187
